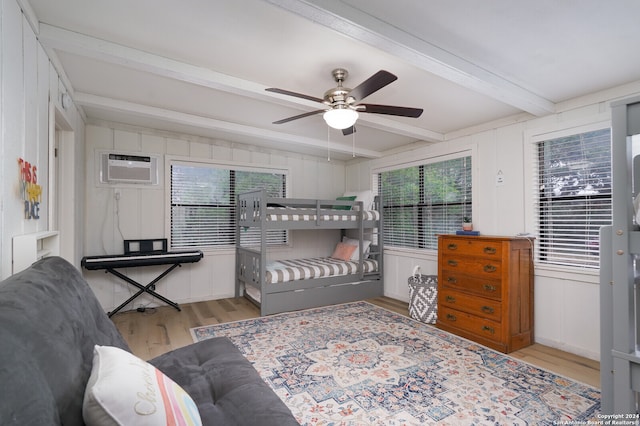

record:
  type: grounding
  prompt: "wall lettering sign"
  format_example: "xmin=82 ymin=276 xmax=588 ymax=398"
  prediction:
xmin=18 ymin=158 xmax=42 ymax=220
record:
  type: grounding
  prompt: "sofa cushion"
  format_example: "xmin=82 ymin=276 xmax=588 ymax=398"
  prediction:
xmin=0 ymin=257 xmax=130 ymax=426
xmin=0 ymin=331 xmax=60 ymax=425
xmin=83 ymin=345 xmax=202 ymax=426
xmin=150 ymin=337 xmax=299 ymax=426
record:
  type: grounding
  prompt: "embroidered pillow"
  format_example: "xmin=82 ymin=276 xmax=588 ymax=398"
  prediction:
xmin=333 ymin=195 xmax=357 ymax=210
xmin=331 ymin=242 xmax=358 ymax=261
xmin=83 ymin=345 xmax=202 ymax=426
xmin=342 ymin=237 xmax=372 ymax=261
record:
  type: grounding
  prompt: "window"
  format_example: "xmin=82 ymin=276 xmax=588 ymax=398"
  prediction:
xmin=376 ymin=156 xmax=472 ymax=250
xmin=534 ymin=128 xmax=611 ymax=268
xmin=170 ymin=162 xmax=287 ymax=250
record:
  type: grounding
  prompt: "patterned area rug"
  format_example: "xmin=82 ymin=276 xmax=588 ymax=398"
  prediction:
xmin=191 ymin=301 xmax=600 ymax=425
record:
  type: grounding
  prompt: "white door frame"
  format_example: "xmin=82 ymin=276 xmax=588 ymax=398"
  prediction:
xmin=49 ymin=101 xmax=75 ymax=263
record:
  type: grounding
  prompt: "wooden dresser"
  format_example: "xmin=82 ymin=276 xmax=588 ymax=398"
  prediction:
xmin=437 ymin=235 xmax=534 ymax=353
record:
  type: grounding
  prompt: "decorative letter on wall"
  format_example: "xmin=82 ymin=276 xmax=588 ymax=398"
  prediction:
xmin=18 ymin=158 xmax=42 ymax=220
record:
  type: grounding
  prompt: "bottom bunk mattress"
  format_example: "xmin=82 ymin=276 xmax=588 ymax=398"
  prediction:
xmin=244 ymin=257 xmax=379 ymax=303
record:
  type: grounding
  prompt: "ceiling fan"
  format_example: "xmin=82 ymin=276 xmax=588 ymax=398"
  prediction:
xmin=266 ymin=68 xmax=423 ymax=136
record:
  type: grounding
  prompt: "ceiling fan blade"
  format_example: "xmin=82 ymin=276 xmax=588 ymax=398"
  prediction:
xmin=272 ymin=109 xmax=325 ymax=125
xmin=360 ymin=103 xmax=423 ymax=118
xmin=348 ymin=70 xmax=398 ymax=102
xmin=342 ymin=125 xmax=356 ymax=136
xmin=266 ymin=87 xmax=324 ymax=104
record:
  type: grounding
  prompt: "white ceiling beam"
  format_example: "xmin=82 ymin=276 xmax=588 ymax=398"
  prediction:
xmin=74 ymin=92 xmax=382 ymax=159
xmin=38 ymin=24 xmax=274 ymax=101
xmin=38 ymin=23 xmax=440 ymax=142
xmin=264 ymin=0 xmax=556 ymax=116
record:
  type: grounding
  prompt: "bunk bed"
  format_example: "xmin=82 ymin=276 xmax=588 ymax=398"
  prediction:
xmin=235 ymin=189 xmax=384 ymax=316
xmin=600 ymin=94 xmax=640 ymax=414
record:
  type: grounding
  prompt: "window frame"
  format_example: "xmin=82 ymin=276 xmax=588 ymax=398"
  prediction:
xmin=373 ymin=150 xmax=474 ymax=252
xmin=165 ymin=156 xmax=289 ymax=253
xmin=524 ymin=117 xmax=611 ymax=276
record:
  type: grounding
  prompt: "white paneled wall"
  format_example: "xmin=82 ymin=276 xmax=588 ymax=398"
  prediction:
xmin=83 ymin=123 xmax=347 ymax=312
xmin=1 ymin=0 xmax=27 ymax=278
xmin=0 ymin=0 xmax=84 ymax=278
xmin=382 ymin=249 xmax=438 ymax=301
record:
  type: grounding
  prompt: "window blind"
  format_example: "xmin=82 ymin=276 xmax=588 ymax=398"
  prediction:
xmin=534 ymin=128 xmax=611 ymax=268
xmin=170 ymin=163 xmax=286 ymax=250
xmin=377 ymin=156 xmax=472 ymax=250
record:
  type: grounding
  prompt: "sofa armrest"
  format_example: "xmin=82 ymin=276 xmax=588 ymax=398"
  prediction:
xmin=150 ymin=337 xmax=298 ymax=426
xmin=0 ymin=256 xmax=130 ymax=426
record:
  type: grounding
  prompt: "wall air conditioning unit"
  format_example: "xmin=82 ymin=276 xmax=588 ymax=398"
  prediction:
xmin=98 ymin=152 xmax=159 ymax=185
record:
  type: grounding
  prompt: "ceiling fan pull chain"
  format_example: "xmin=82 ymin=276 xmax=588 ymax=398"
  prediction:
xmin=352 ymin=131 xmax=356 ymax=157
xmin=327 ymin=126 xmax=331 ymax=162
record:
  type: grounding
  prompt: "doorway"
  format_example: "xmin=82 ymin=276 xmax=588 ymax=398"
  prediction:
xmin=50 ymin=101 xmax=76 ymax=264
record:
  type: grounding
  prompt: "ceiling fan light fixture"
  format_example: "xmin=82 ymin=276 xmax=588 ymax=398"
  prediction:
xmin=323 ymin=108 xmax=359 ymax=130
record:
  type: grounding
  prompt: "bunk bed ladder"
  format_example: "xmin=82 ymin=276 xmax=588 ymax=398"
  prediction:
xmin=602 ymin=95 xmax=640 ymax=414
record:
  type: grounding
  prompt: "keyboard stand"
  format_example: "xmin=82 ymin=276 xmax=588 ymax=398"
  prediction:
xmin=105 ymin=263 xmax=181 ymax=317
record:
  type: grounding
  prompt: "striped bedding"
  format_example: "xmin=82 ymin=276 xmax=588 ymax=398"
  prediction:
xmin=266 ymin=208 xmax=379 ymax=222
xmin=264 ymin=257 xmax=378 ymax=284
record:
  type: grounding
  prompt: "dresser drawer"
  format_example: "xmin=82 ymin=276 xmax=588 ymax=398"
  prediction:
xmin=439 ymin=288 xmax=502 ymax=321
xmin=441 ymin=255 xmax=502 ymax=277
xmin=440 ymin=270 xmax=502 ymax=300
xmin=438 ymin=306 xmax=503 ymax=343
xmin=440 ymin=238 xmax=502 ymax=259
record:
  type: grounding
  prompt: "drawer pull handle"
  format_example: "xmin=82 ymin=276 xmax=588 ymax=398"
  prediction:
xmin=483 ymin=284 xmax=496 ymax=292
xmin=483 ymin=247 xmax=497 ymax=255
xmin=482 ymin=325 xmax=495 ymax=334
xmin=447 ymin=277 xmax=458 ymax=284
xmin=446 ymin=314 xmax=457 ymax=322
xmin=445 ymin=295 xmax=456 ymax=303
xmin=481 ymin=306 xmax=495 ymax=314
xmin=483 ymin=264 xmax=497 ymax=273
xmin=447 ymin=243 xmax=458 ymax=251
xmin=447 ymin=259 xmax=458 ymax=266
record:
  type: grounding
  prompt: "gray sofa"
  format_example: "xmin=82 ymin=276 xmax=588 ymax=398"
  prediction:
xmin=0 ymin=256 xmax=299 ymax=425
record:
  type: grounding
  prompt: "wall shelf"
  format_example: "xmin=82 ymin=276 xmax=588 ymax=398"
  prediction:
xmin=12 ymin=231 xmax=60 ymax=274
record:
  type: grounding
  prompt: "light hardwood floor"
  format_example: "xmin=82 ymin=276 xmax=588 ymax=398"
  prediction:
xmin=112 ymin=296 xmax=600 ymax=388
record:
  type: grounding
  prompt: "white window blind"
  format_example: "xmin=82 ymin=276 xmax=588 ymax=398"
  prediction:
xmin=376 ymin=156 xmax=472 ymax=250
xmin=534 ymin=128 xmax=611 ymax=268
xmin=171 ymin=163 xmax=286 ymax=250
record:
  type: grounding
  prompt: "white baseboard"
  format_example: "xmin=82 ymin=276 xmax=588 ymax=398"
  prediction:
xmin=534 ymin=336 xmax=600 ymax=362
xmin=383 ymin=290 xmax=409 ymax=304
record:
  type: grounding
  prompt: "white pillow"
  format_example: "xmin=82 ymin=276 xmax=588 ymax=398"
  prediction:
xmin=343 ymin=190 xmax=375 ymax=211
xmin=83 ymin=345 xmax=202 ymax=426
xmin=342 ymin=236 xmax=372 ymax=261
